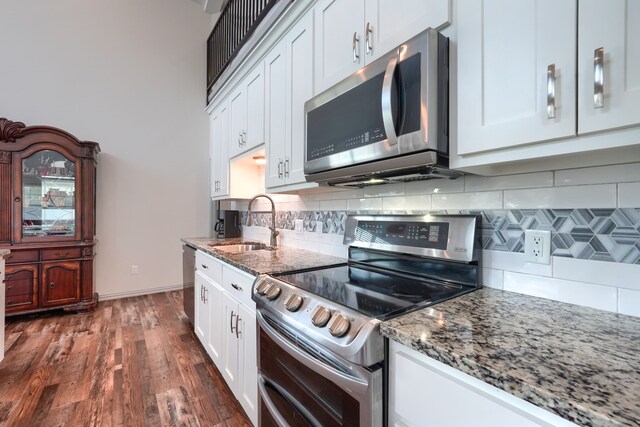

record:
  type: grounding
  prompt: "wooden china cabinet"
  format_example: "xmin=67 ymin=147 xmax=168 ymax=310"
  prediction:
xmin=0 ymin=118 xmax=99 ymax=315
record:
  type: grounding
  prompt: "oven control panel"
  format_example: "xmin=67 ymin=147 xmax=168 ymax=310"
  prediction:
xmin=354 ymin=220 xmax=449 ymax=250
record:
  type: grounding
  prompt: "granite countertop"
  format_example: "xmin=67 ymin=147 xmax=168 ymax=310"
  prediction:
xmin=0 ymin=249 xmax=9 ymax=257
xmin=181 ymin=237 xmax=346 ymax=276
xmin=381 ymin=288 xmax=640 ymax=427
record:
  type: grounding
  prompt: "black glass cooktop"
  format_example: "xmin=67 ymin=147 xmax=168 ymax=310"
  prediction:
xmin=275 ymin=263 xmax=472 ymax=320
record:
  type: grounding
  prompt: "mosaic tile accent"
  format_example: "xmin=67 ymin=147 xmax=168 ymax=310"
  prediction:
xmin=238 ymin=208 xmax=640 ymax=264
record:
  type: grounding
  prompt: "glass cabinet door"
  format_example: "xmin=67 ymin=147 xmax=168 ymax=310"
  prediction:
xmin=21 ymin=150 xmax=77 ymax=239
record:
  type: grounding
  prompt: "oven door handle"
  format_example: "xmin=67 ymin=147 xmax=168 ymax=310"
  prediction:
xmin=259 ymin=375 xmax=322 ymax=427
xmin=257 ymin=311 xmax=369 ymax=396
xmin=381 ymin=50 xmax=399 ymax=147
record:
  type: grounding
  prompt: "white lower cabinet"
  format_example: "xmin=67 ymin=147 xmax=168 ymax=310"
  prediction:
xmin=194 ymin=250 xmax=257 ymax=426
xmin=389 ymin=340 xmax=577 ymax=427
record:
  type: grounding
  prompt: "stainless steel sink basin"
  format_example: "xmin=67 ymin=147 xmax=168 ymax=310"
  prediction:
xmin=209 ymin=243 xmax=273 ymax=253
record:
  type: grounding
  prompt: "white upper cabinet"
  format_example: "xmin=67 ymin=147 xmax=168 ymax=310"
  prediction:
xmin=364 ymin=0 xmax=451 ymax=62
xmin=313 ymin=0 xmax=364 ymax=94
xmin=229 ymin=61 xmax=265 ymax=159
xmin=265 ymin=41 xmax=287 ymax=189
xmin=210 ymin=102 xmax=229 ymax=198
xmin=456 ymin=0 xmax=577 ymax=156
xmin=314 ymin=0 xmax=451 ymax=93
xmin=578 ymin=0 xmax=640 ymax=134
xmin=266 ymin=12 xmax=316 ymax=191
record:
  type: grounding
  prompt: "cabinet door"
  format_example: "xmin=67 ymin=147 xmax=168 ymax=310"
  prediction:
xmin=265 ymin=42 xmax=287 ymax=189
xmin=456 ymin=0 xmax=577 ymax=155
xmin=194 ymin=272 xmax=208 ymax=343
xmin=364 ymin=0 xmax=451 ymax=62
xmin=578 ymin=0 xmax=640 ymax=134
xmin=245 ymin=61 xmax=266 ymax=150
xmin=237 ymin=303 xmax=258 ymax=425
xmin=220 ymin=291 xmax=239 ymax=391
xmin=40 ymin=261 xmax=80 ymax=307
xmin=210 ymin=102 xmax=230 ymax=198
xmin=4 ymin=264 xmax=38 ymax=313
xmin=285 ymin=12 xmax=315 ymax=186
xmin=314 ymin=0 xmax=364 ymax=93
xmin=228 ymin=87 xmax=246 ymax=159
xmin=205 ymin=278 xmax=224 ymax=367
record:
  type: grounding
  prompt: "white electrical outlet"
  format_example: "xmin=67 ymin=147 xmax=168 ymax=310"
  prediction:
xmin=294 ymin=219 xmax=304 ymax=233
xmin=524 ymin=230 xmax=551 ymax=264
xmin=131 ymin=264 xmax=139 ymax=275
xmin=315 ymin=220 xmax=324 ymax=237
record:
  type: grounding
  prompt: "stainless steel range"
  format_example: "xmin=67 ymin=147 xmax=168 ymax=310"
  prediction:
xmin=252 ymin=214 xmax=481 ymax=427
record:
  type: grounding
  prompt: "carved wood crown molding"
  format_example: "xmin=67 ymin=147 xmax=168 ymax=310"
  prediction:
xmin=0 ymin=118 xmax=26 ymax=143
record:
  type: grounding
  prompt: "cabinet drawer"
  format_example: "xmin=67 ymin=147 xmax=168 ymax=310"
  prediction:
xmin=196 ymin=250 xmax=223 ymax=284
xmin=222 ymin=264 xmax=256 ymax=310
xmin=41 ymin=248 xmax=82 ymax=261
xmin=5 ymin=293 xmax=38 ymax=312
xmin=4 ymin=250 xmax=39 ymax=264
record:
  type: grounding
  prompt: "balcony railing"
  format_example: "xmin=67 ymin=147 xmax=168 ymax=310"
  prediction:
xmin=207 ymin=0 xmax=279 ymax=100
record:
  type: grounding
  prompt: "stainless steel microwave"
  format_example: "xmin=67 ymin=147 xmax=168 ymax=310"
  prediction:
xmin=304 ymin=28 xmax=460 ymax=188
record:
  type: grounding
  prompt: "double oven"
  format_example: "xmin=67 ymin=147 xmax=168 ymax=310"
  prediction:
xmin=252 ymin=214 xmax=481 ymax=426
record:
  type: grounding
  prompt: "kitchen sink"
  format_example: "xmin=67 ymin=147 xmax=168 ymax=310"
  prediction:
xmin=209 ymin=243 xmax=273 ymax=253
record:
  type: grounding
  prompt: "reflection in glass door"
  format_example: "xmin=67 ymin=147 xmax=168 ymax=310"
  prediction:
xmin=21 ymin=150 xmax=76 ymax=238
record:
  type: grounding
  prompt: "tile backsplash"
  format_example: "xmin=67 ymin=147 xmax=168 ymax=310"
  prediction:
xmin=222 ymin=162 xmax=640 ymax=317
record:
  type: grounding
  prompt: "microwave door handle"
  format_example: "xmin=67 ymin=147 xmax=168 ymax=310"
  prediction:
xmin=381 ymin=51 xmax=399 ymax=146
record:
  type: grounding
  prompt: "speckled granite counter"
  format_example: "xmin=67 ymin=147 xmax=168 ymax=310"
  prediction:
xmin=381 ymin=288 xmax=640 ymax=427
xmin=181 ymin=237 xmax=346 ymax=276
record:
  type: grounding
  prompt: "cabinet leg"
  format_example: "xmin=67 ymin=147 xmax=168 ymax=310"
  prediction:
xmin=63 ymin=292 xmax=99 ymax=313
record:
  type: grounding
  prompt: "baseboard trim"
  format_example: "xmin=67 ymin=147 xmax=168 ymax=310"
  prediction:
xmin=99 ymin=284 xmax=184 ymax=301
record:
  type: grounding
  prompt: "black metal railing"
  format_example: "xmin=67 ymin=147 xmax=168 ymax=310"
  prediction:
xmin=207 ymin=0 xmax=279 ymax=99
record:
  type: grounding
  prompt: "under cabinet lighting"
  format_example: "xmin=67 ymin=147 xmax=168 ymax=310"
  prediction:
xmin=253 ymin=156 xmax=266 ymax=165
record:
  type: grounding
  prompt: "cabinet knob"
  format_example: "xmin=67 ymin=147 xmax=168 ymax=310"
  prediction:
xmin=49 ymin=282 xmax=56 ymax=288
xmin=14 ymin=196 xmax=21 ymax=202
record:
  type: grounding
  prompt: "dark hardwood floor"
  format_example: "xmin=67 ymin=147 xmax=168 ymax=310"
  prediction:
xmin=0 ymin=290 xmax=251 ymax=427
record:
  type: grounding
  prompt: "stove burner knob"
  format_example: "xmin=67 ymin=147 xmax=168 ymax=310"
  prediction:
xmin=328 ymin=314 xmax=350 ymax=337
xmin=284 ymin=294 xmax=303 ymax=312
xmin=255 ymin=282 xmax=271 ymax=296
xmin=265 ymin=285 xmax=281 ymax=301
xmin=310 ymin=305 xmax=332 ymax=327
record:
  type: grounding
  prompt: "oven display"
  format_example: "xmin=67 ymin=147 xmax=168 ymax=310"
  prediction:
xmin=354 ymin=221 xmax=449 ymax=250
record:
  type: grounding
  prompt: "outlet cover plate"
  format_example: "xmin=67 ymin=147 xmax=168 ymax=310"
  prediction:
xmin=294 ymin=219 xmax=304 ymax=233
xmin=315 ymin=220 xmax=324 ymax=237
xmin=524 ymin=230 xmax=551 ymax=264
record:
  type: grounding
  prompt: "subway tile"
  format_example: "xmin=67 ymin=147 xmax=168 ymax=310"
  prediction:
xmin=553 ymin=256 xmax=640 ymax=291
xmin=504 ymin=185 xmax=616 ymax=209
xmin=503 ymin=271 xmax=618 ymax=312
xmin=333 ymin=188 xmax=364 ymax=200
xmin=465 ymin=172 xmax=553 ymax=192
xmin=555 ymin=163 xmax=640 ymax=186
xmin=619 ymin=182 xmax=640 ymax=208
xmin=319 ymin=199 xmax=347 ymax=211
xmin=432 ymin=191 xmax=502 ymax=210
xmin=481 ymin=268 xmax=504 ymax=289
xmin=364 ymin=183 xmax=405 ymax=198
xmin=482 ymin=250 xmax=552 ymax=277
xmin=405 ymin=177 xmax=465 ymax=195
xmin=618 ymin=289 xmax=640 ymax=317
xmin=382 ymin=195 xmax=431 ymax=211
xmin=298 ymin=191 xmax=336 ymax=201
xmin=347 ymin=198 xmax=383 ymax=211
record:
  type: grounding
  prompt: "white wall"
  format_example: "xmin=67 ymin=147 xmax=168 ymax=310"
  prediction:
xmin=0 ymin=0 xmax=212 ymax=298
xmin=231 ymin=161 xmax=640 ymax=317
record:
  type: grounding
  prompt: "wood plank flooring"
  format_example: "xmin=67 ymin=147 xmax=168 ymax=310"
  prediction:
xmin=0 ymin=291 xmax=251 ymax=427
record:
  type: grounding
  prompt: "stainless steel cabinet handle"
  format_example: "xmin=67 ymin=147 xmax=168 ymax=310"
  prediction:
xmin=200 ymin=284 xmax=204 ymax=301
xmin=230 ymin=310 xmax=236 ymax=334
xmin=547 ymin=64 xmax=556 ymax=119
xmin=242 ymin=130 xmax=247 ymax=145
xmin=381 ymin=51 xmax=399 ymax=146
xmin=352 ymin=32 xmax=360 ymax=63
xmin=235 ymin=314 xmax=241 ymax=338
xmin=231 ymin=283 xmax=243 ymax=291
xmin=365 ymin=22 xmax=373 ymax=54
xmin=594 ymin=47 xmax=604 ymax=109
xmin=238 ymin=132 xmax=242 ymax=147
xmin=277 ymin=160 xmax=283 ymax=178
xmin=203 ymin=287 xmax=208 ymax=304
xmin=284 ymin=158 xmax=289 ymax=177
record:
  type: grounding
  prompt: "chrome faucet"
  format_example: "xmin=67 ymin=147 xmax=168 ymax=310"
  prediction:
xmin=247 ymin=194 xmax=279 ymax=247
